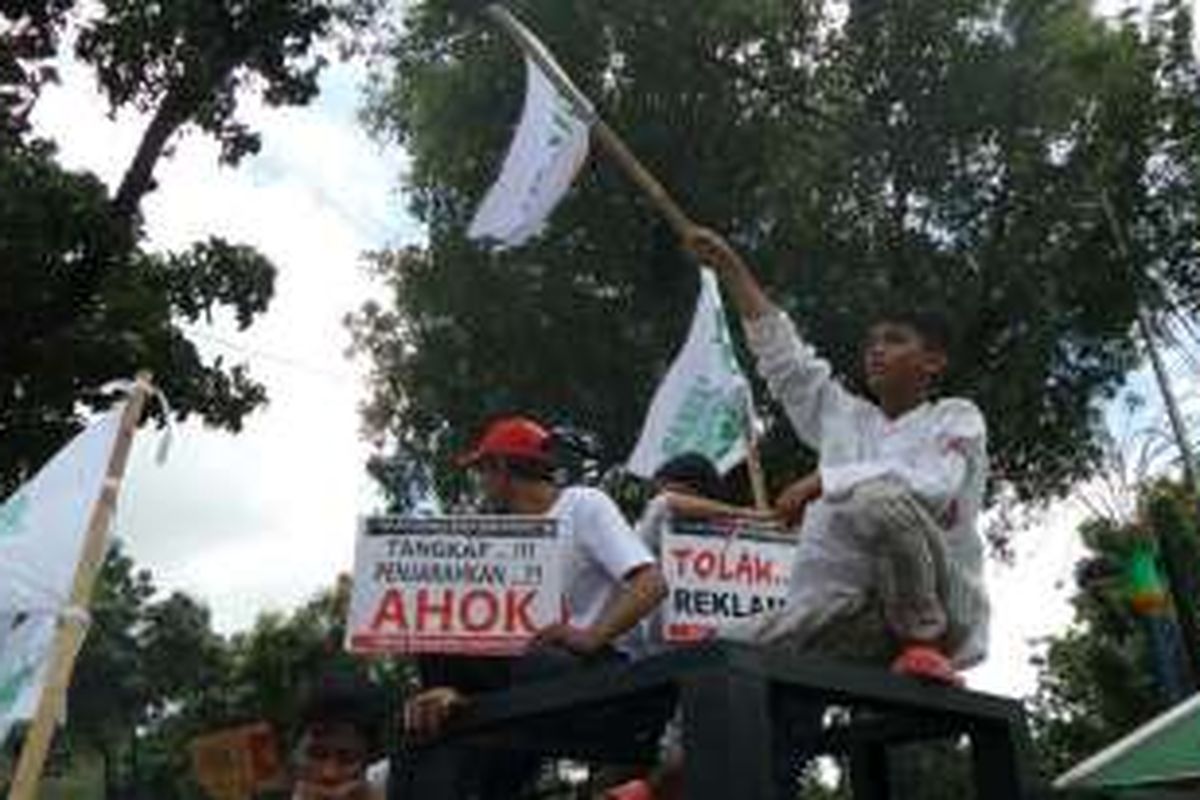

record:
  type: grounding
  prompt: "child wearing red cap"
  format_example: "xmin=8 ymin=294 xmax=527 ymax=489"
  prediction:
xmin=396 ymin=416 xmax=669 ymax=799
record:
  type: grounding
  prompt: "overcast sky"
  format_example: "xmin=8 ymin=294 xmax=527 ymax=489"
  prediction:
xmin=26 ymin=1 xmax=1200 ymax=701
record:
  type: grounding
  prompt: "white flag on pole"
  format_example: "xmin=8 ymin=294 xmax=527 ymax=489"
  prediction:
xmin=0 ymin=405 xmax=124 ymax=742
xmin=627 ymin=270 xmax=751 ymax=478
xmin=0 ymin=613 xmax=56 ymax=742
xmin=468 ymin=57 xmax=592 ymax=248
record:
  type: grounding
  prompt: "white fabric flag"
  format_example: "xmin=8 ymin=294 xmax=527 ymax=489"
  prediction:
xmin=468 ymin=57 xmax=592 ymax=248
xmin=0 ymin=612 xmax=56 ymax=742
xmin=0 ymin=405 xmax=124 ymax=741
xmin=627 ymin=269 xmax=751 ymax=478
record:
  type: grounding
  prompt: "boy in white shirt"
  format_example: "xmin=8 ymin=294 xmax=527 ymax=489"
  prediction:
xmin=684 ymin=227 xmax=990 ymax=685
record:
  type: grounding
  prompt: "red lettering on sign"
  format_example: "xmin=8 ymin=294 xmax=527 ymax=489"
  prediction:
xmin=505 ymin=590 xmax=537 ymax=633
xmin=680 ymin=547 xmax=781 ymax=588
xmin=460 ymin=590 xmax=500 ymax=632
xmin=754 ymin=557 xmax=774 ymax=585
xmin=370 ymin=589 xmax=408 ymax=631
xmin=718 ymin=551 xmax=756 ymax=583
xmin=668 ymin=547 xmax=693 ymax=578
xmin=416 ymin=588 xmax=454 ymax=632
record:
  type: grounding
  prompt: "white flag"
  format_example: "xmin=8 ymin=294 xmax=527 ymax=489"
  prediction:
xmin=627 ymin=270 xmax=751 ymax=478
xmin=0 ymin=613 xmax=56 ymax=742
xmin=0 ymin=405 xmax=124 ymax=741
xmin=468 ymin=57 xmax=592 ymax=248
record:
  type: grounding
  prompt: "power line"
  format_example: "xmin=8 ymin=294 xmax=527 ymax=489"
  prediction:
xmin=186 ymin=328 xmax=362 ymax=384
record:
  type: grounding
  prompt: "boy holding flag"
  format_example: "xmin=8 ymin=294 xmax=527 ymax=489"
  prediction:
xmin=683 ymin=227 xmax=990 ymax=684
xmin=599 ymin=226 xmax=992 ymax=799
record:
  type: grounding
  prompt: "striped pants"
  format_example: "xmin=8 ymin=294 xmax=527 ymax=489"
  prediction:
xmin=736 ymin=477 xmax=965 ymax=663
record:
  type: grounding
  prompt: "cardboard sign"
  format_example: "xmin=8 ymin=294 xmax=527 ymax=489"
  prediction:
xmin=346 ymin=515 xmax=562 ymax=656
xmin=660 ymin=516 xmax=796 ymax=642
xmin=189 ymin=722 xmax=283 ymax=800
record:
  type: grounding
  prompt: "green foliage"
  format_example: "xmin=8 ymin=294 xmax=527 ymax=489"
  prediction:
xmin=0 ymin=1 xmax=74 ymax=144
xmin=352 ymin=0 xmax=1200 ymax=512
xmin=0 ymin=0 xmax=382 ymax=496
xmin=0 ymin=138 xmax=279 ymax=491
xmin=68 ymin=542 xmax=223 ymax=796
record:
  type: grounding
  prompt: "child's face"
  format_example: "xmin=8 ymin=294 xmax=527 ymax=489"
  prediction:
xmin=861 ymin=321 xmax=946 ymax=399
xmin=473 ymin=458 xmax=514 ymax=510
xmin=293 ymin=723 xmax=369 ymax=799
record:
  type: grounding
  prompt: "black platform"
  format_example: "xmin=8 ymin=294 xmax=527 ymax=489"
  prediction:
xmin=427 ymin=641 xmax=1041 ymax=799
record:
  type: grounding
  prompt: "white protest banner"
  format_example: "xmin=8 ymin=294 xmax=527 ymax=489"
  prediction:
xmin=627 ymin=269 xmax=750 ymax=478
xmin=0 ymin=405 xmax=125 ymax=744
xmin=346 ymin=516 xmax=562 ymax=656
xmin=467 ymin=56 xmax=592 ymax=249
xmin=660 ymin=516 xmax=796 ymax=643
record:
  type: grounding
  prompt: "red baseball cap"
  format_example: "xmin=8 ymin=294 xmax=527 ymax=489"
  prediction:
xmin=455 ymin=416 xmax=552 ymax=467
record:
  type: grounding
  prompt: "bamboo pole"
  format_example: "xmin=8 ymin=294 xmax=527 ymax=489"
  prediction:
xmin=8 ymin=373 xmax=151 ymax=800
xmin=743 ymin=392 xmax=770 ymax=511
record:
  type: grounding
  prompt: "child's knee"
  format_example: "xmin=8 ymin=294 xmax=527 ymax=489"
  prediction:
xmin=841 ymin=477 xmax=919 ymax=525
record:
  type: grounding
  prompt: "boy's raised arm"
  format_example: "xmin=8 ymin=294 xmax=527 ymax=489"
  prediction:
xmin=681 ymin=225 xmax=866 ymax=451
xmin=682 ymin=226 xmax=777 ymax=321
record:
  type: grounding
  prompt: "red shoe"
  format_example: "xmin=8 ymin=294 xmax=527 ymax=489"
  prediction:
xmin=606 ymin=779 xmax=656 ymax=800
xmin=891 ymin=644 xmax=964 ymax=687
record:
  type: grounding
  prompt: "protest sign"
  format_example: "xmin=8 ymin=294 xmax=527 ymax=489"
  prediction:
xmin=660 ymin=516 xmax=796 ymax=643
xmin=346 ymin=516 xmax=562 ymax=656
xmin=189 ymin=722 xmax=283 ymax=800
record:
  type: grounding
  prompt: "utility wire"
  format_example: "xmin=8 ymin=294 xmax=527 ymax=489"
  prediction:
xmin=186 ymin=328 xmax=362 ymax=384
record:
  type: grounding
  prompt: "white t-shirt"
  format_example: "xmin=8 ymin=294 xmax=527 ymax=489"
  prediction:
xmin=550 ymin=486 xmax=655 ymax=647
xmin=616 ymin=494 xmax=674 ymax=658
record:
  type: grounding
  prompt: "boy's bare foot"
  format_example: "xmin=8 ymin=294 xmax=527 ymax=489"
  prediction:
xmin=891 ymin=644 xmax=964 ymax=687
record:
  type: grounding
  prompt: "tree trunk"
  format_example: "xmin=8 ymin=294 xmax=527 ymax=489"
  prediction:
xmin=111 ymin=92 xmax=191 ymax=221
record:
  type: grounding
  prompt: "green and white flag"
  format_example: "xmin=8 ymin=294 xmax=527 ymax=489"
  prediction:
xmin=627 ymin=269 xmax=751 ymax=478
xmin=467 ymin=56 xmax=592 ymax=248
xmin=0 ymin=405 xmax=124 ymax=742
xmin=0 ymin=613 xmax=55 ymax=743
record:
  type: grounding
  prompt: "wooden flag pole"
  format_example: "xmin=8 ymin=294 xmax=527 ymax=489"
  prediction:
xmin=743 ymin=393 xmax=770 ymax=512
xmin=8 ymin=373 xmax=151 ymax=800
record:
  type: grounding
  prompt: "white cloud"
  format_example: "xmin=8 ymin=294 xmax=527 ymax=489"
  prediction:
xmin=968 ymin=501 xmax=1088 ymax=697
